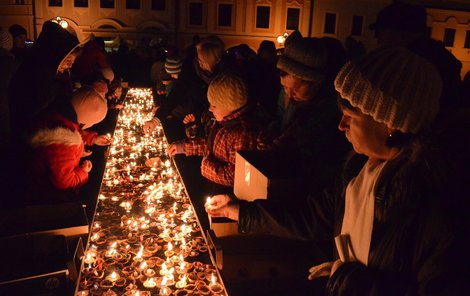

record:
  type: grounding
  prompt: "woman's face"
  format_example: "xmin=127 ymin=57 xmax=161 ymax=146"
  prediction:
xmin=280 ymin=74 xmax=316 ymax=102
xmin=338 ymin=107 xmax=392 ymax=160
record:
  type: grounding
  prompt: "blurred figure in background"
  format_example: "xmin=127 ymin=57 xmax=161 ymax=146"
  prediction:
xmin=8 ymin=24 xmax=30 ymax=64
xmin=370 ymin=1 xmax=462 ymax=111
xmin=0 ymin=28 xmax=15 ymax=154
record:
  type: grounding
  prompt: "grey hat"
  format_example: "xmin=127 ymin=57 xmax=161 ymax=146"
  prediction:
xmin=277 ymin=37 xmax=328 ymax=82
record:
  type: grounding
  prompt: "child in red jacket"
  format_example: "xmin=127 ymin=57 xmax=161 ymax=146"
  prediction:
xmin=28 ymin=86 xmax=111 ymax=204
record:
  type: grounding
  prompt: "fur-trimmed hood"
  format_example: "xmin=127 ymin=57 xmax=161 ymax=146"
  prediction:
xmin=30 ymin=126 xmax=83 ymax=147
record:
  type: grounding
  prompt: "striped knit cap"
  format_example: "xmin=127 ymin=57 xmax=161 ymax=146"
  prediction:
xmin=0 ymin=28 xmax=13 ymax=50
xmin=165 ymin=57 xmax=183 ymax=74
xmin=335 ymin=46 xmax=441 ymax=134
xmin=208 ymin=72 xmax=247 ymax=112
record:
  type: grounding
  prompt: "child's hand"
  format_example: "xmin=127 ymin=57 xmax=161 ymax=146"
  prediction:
xmin=183 ymin=114 xmax=196 ymax=124
xmin=81 ymin=150 xmax=92 ymax=158
xmin=167 ymin=142 xmax=185 ymax=157
xmin=93 ymin=135 xmax=112 ymax=146
xmin=144 ymin=117 xmax=160 ymax=135
xmin=81 ymin=160 xmax=92 ymax=173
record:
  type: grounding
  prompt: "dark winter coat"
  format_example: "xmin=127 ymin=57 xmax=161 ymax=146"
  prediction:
xmin=239 ymin=110 xmax=470 ymax=295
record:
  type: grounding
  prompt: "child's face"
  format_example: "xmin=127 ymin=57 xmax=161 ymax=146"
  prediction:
xmin=209 ymin=101 xmax=232 ymax=121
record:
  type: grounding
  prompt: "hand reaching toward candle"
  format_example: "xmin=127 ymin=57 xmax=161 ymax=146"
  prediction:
xmin=143 ymin=117 xmax=160 ymax=135
xmin=167 ymin=142 xmax=185 ymax=157
xmin=205 ymin=194 xmax=240 ymax=221
xmin=81 ymin=160 xmax=92 ymax=173
xmin=93 ymin=134 xmax=112 ymax=146
xmin=183 ymin=113 xmax=195 ymax=124
xmin=81 ymin=149 xmax=92 ymax=158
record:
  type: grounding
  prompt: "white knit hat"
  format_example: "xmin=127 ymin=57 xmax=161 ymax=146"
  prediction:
xmin=70 ymin=86 xmax=108 ymax=129
xmin=335 ymin=46 xmax=442 ymax=134
xmin=207 ymin=72 xmax=247 ymax=112
xmin=0 ymin=28 xmax=13 ymax=50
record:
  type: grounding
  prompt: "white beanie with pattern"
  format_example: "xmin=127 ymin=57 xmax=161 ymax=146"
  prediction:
xmin=335 ymin=46 xmax=442 ymax=134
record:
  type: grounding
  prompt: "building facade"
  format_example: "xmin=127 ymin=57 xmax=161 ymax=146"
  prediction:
xmin=1 ymin=0 xmax=469 ymax=75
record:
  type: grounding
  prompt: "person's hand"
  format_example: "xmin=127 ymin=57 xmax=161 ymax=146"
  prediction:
xmin=93 ymin=134 xmax=112 ymax=146
xmin=144 ymin=117 xmax=160 ymax=135
xmin=205 ymin=195 xmax=240 ymax=221
xmin=167 ymin=142 xmax=185 ymax=157
xmin=308 ymin=260 xmax=343 ymax=280
xmin=110 ymin=103 xmax=124 ymax=110
xmin=81 ymin=160 xmax=92 ymax=173
xmin=81 ymin=150 xmax=92 ymax=158
xmin=183 ymin=114 xmax=196 ymax=125
xmin=205 ymin=194 xmax=231 ymax=210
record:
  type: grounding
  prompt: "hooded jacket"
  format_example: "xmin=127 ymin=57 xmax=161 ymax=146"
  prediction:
xmin=27 ymin=102 xmax=97 ymax=204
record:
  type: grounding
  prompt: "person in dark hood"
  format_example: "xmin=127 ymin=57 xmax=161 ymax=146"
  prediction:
xmin=8 ymin=20 xmax=78 ymax=144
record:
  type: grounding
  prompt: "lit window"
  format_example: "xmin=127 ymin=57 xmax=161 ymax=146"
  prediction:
xmin=324 ymin=12 xmax=336 ymax=34
xmin=465 ymin=30 xmax=470 ymax=48
xmin=74 ymin=0 xmax=88 ymax=7
xmin=443 ymin=28 xmax=456 ymax=47
xmin=48 ymin=0 xmax=62 ymax=6
xmin=218 ymin=4 xmax=232 ymax=27
xmin=351 ymin=15 xmax=363 ymax=36
xmin=152 ymin=0 xmax=165 ymax=11
xmin=126 ymin=0 xmax=140 ymax=9
xmin=256 ymin=6 xmax=270 ymax=29
xmin=100 ymin=0 xmax=114 ymax=8
xmin=286 ymin=8 xmax=300 ymax=30
xmin=189 ymin=2 xmax=203 ymax=26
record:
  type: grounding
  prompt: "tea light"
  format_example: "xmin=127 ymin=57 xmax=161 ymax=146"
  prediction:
xmin=143 ymin=277 xmax=157 ymax=288
xmin=164 ymin=242 xmax=174 ymax=257
xmin=159 ymin=277 xmax=172 ymax=295
xmin=107 ymin=271 xmax=120 ymax=282
xmin=209 ymin=272 xmax=224 ymax=293
xmin=175 ymin=274 xmax=187 ymax=288
xmin=134 ymin=245 xmax=144 ymax=260
xmin=144 ymin=268 xmax=155 ymax=277
xmin=84 ymin=252 xmax=95 ymax=265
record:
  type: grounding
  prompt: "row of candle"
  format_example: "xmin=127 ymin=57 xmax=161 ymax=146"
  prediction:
xmin=76 ymin=89 xmax=225 ymax=295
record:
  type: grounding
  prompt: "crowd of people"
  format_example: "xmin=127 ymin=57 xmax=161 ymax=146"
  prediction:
xmin=1 ymin=1 xmax=470 ymax=294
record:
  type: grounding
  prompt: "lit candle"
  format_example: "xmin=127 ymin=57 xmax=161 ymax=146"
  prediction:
xmin=164 ymin=242 xmax=174 ymax=257
xmin=143 ymin=277 xmax=157 ymax=288
xmin=108 ymin=271 xmax=119 ymax=282
xmin=135 ymin=245 xmax=144 ymax=260
xmin=175 ymin=274 xmax=187 ymax=288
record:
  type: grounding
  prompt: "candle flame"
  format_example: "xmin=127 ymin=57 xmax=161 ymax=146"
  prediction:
xmin=211 ymin=273 xmax=216 ymax=285
xmin=136 ymin=245 xmax=144 ymax=258
xmin=161 ymin=276 xmax=168 ymax=286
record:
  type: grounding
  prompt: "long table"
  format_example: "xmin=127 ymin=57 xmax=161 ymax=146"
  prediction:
xmin=76 ymin=88 xmax=226 ymax=295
